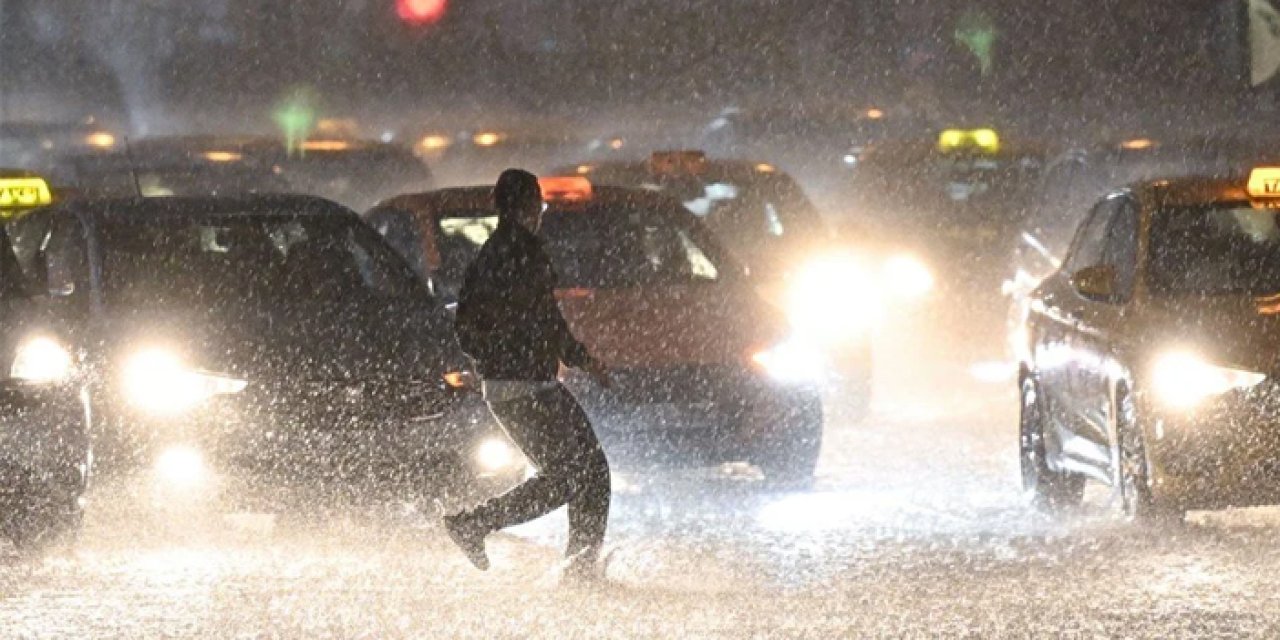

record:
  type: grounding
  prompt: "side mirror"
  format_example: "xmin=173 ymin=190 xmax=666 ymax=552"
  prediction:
xmin=1071 ymin=265 xmax=1117 ymax=302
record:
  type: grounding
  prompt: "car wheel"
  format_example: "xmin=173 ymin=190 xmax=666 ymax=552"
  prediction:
xmin=1019 ymin=377 xmax=1083 ymax=513
xmin=756 ymin=394 xmax=823 ymax=489
xmin=1115 ymin=389 xmax=1182 ymax=525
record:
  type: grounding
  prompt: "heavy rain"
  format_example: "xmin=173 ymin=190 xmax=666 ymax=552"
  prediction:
xmin=3 ymin=1 xmax=1280 ymax=638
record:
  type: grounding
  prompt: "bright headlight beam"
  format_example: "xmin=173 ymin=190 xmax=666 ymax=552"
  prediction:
xmin=786 ymin=254 xmax=883 ymax=343
xmin=154 ymin=445 xmax=209 ymax=490
xmin=475 ymin=437 xmax=516 ymax=473
xmin=752 ymin=339 xmax=824 ymax=384
xmin=882 ymin=254 xmax=934 ymax=300
xmin=1152 ymin=351 xmax=1265 ymax=409
xmin=10 ymin=337 xmax=73 ymax=383
xmin=122 ymin=348 xmax=246 ymax=415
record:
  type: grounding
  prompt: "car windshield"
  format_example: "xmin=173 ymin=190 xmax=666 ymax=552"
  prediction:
xmin=101 ymin=213 xmax=421 ymax=307
xmin=435 ymin=205 xmax=724 ymax=290
xmin=1148 ymin=204 xmax=1280 ymax=296
xmin=852 ymin=148 xmax=1044 ymax=224
xmin=584 ymin=167 xmax=827 ymax=254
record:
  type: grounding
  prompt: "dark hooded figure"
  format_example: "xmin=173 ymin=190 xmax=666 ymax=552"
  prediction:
xmin=445 ymin=168 xmax=613 ymax=579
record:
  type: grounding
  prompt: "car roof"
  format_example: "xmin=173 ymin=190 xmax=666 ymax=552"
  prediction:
xmin=560 ymin=158 xmax=782 ymax=179
xmin=46 ymin=194 xmax=356 ymax=223
xmin=1123 ymin=177 xmax=1251 ymax=210
xmin=857 ymin=136 xmax=1049 ymax=162
xmin=375 ymin=185 xmax=689 ymax=216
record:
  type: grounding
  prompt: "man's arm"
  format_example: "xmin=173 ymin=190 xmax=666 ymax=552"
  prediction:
xmin=534 ymin=251 xmax=609 ymax=385
xmin=454 ymin=260 xmax=492 ymax=362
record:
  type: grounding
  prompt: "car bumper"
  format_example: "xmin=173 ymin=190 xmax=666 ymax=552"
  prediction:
xmin=90 ymin=389 xmax=526 ymax=499
xmin=1149 ymin=391 xmax=1280 ymax=508
xmin=562 ymin=366 xmax=823 ymax=468
xmin=0 ymin=383 xmax=89 ymax=492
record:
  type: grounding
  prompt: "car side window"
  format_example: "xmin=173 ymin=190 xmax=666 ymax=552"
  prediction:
xmin=367 ymin=207 xmax=429 ymax=282
xmin=0 ymin=228 xmax=25 ymax=302
xmin=1064 ymin=198 xmax=1117 ymax=275
xmin=1099 ymin=200 xmax=1139 ymax=300
xmin=43 ymin=213 xmax=90 ymax=301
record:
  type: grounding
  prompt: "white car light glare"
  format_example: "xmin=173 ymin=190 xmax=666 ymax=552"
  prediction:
xmin=154 ymin=445 xmax=209 ymax=490
xmin=475 ymin=436 xmax=517 ymax=473
xmin=786 ymin=254 xmax=882 ymax=343
xmin=752 ymin=339 xmax=825 ymax=384
xmin=882 ymin=254 xmax=934 ymax=300
xmin=122 ymin=349 xmax=247 ymax=415
xmin=10 ymin=337 xmax=73 ymax=383
xmin=1152 ymin=351 xmax=1266 ymax=409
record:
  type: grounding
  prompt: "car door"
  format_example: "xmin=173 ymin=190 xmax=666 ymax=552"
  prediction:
xmin=1056 ymin=195 xmax=1135 ymax=473
xmin=1032 ymin=197 xmax=1117 ymax=475
xmin=1074 ymin=196 xmax=1139 ymax=472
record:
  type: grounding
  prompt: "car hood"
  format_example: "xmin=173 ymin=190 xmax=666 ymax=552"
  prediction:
xmin=94 ymin=298 xmax=466 ymax=382
xmin=1132 ymin=294 xmax=1280 ymax=374
xmin=557 ymin=283 xmax=786 ymax=368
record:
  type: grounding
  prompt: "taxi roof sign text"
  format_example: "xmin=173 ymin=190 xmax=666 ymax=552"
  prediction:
xmin=1247 ymin=167 xmax=1280 ymax=199
xmin=0 ymin=177 xmax=52 ymax=210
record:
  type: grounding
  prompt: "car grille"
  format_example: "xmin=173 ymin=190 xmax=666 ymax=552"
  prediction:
xmin=243 ymin=377 xmax=451 ymax=428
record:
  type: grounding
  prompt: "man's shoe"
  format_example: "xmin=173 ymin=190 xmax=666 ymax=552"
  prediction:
xmin=442 ymin=512 xmax=490 ymax=571
xmin=559 ymin=547 xmax=605 ymax=586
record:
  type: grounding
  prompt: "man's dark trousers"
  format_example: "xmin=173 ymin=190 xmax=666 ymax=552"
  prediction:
xmin=469 ymin=384 xmax=611 ymax=558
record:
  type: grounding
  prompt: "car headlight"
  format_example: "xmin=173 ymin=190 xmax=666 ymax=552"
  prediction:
xmin=786 ymin=254 xmax=882 ymax=343
xmin=882 ymin=253 xmax=934 ymax=300
xmin=10 ymin=337 xmax=73 ymax=383
xmin=154 ymin=445 xmax=209 ymax=490
xmin=122 ymin=348 xmax=247 ymax=415
xmin=1152 ymin=351 xmax=1266 ymax=409
xmin=474 ymin=436 xmax=519 ymax=474
xmin=751 ymin=339 xmax=825 ymax=384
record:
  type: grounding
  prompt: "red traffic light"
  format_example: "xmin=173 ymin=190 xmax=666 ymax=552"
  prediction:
xmin=397 ymin=0 xmax=447 ymax=25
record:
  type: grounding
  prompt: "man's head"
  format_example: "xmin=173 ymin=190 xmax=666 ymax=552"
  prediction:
xmin=494 ymin=168 xmax=544 ymax=232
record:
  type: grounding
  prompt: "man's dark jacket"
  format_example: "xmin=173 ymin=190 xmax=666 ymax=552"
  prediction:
xmin=455 ymin=218 xmax=590 ymax=381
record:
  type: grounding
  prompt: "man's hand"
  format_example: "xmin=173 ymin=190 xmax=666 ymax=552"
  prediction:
xmin=583 ymin=357 xmax=612 ymax=389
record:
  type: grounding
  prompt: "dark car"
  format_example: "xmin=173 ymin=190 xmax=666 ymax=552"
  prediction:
xmin=843 ymin=130 xmax=1049 ymax=296
xmin=3 ymin=195 xmax=524 ymax=514
xmin=0 ymin=221 xmax=89 ymax=551
xmin=56 ymin=136 xmax=432 ymax=213
xmin=1005 ymin=135 xmax=1280 ymax=362
xmin=366 ymin=181 xmax=825 ymax=483
xmin=1018 ymin=168 xmax=1280 ymax=521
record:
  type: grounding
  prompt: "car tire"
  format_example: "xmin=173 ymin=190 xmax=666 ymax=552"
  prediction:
xmin=1115 ymin=389 xmax=1183 ymax=525
xmin=756 ymin=394 xmax=823 ymax=489
xmin=1019 ymin=376 xmax=1084 ymax=513
xmin=0 ymin=468 xmax=83 ymax=553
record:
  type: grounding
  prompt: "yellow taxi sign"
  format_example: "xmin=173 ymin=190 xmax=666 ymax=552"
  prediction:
xmin=539 ymin=176 xmax=593 ymax=202
xmin=1247 ymin=167 xmax=1280 ymax=199
xmin=938 ymin=128 xmax=1000 ymax=153
xmin=0 ymin=177 xmax=53 ymax=210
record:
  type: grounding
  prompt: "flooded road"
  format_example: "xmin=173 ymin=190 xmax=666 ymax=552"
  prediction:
xmin=4 ymin=322 xmax=1280 ymax=639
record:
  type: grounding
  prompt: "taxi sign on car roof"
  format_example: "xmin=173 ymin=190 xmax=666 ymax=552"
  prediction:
xmin=1247 ymin=167 xmax=1280 ymax=199
xmin=0 ymin=176 xmax=52 ymax=210
xmin=938 ymin=128 xmax=1000 ymax=153
xmin=539 ymin=176 xmax=593 ymax=202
